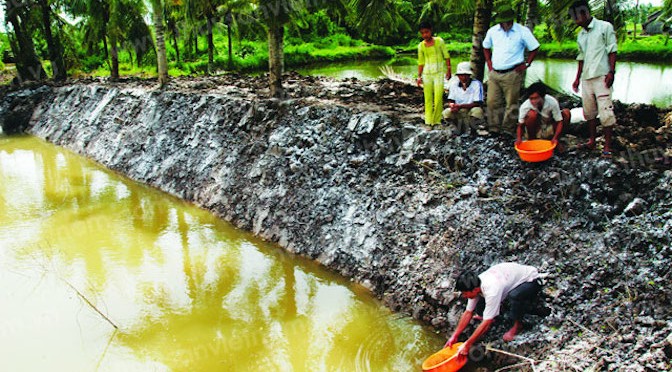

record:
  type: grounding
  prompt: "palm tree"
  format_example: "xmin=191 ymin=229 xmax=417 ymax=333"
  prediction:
xmin=120 ymin=1 xmax=155 ymax=68
xmin=182 ymin=0 xmax=201 ymax=60
xmin=350 ymin=0 xmax=410 ymax=40
xmin=660 ymin=0 xmax=672 ymax=45
xmin=419 ymin=0 xmax=475 ymax=27
xmin=217 ymin=0 xmax=253 ymax=70
xmin=525 ymin=0 xmax=540 ymax=32
xmin=63 ymin=0 xmax=151 ymax=80
xmin=254 ymin=0 xmax=306 ymax=98
xmin=182 ymin=0 xmax=226 ymax=73
xmin=632 ymin=0 xmax=639 ymax=39
xmin=470 ymin=0 xmax=493 ymax=82
xmin=539 ymin=0 xmax=630 ymax=44
xmin=151 ymin=0 xmax=169 ymax=87
xmin=64 ymin=0 xmax=111 ymax=68
xmin=108 ymin=0 xmax=122 ymax=79
xmin=4 ymin=0 xmax=47 ymax=81
xmin=203 ymin=0 xmax=218 ymax=73
xmin=164 ymin=0 xmax=182 ymax=63
xmin=38 ymin=0 xmax=68 ymax=81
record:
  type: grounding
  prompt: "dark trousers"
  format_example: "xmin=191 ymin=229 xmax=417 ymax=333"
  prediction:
xmin=507 ymin=280 xmax=542 ymax=321
xmin=473 ymin=280 xmax=543 ymax=321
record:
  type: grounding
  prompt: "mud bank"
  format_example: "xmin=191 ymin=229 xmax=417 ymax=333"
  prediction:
xmin=2 ymin=75 xmax=671 ymax=370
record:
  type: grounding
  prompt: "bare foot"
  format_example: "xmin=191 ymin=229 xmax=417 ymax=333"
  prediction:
xmin=576 ymin=141 xmax=596 ymax=151
xmin=555 ymin=142 xmax=566 ymax=154
xmin=503 ymin=321 xmax=523 ymax=342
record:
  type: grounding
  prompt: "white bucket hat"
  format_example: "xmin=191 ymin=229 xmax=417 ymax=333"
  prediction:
xmin=456 ymin=61 xmax=472 ymax=76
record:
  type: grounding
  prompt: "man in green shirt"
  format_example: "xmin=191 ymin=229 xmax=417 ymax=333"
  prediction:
xmin=417 ymin=22 xmax=452 ymax=127
xmin=570 ymin=0 xmax=617 ymax=158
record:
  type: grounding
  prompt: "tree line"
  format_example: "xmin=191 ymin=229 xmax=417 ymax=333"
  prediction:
xmin=3 ymin=0 xmax=671 ymax=97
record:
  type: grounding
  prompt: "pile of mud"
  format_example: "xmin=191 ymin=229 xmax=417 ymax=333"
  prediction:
xmin=1 ymin=74 xmax=671 ymax=371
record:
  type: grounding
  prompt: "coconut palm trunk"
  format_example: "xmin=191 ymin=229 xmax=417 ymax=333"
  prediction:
xmin=268 ymin=21 xmax=284 ymax=98
xmin=470 ymin=0 xmax=493 ymax=82
xmin=38 ymin=0 xmax=67 ymax=81
xmin=228 ymin=23 xmax=233 ymax=69
xmin=5 ymin=0 xmax=46 ymax=82
xmin=206 ymin=9 xmax=215 ymax=74
xmin=525 ymin=0 xmax=539 ymax=32
xmin=152 ymin=0 xmax=169 ymax=87
xmin=107 ymin=0 xmax=120 ymax=81
xmin=633 ymin=0 xmax=639 ymax=40
xmin=172 ymin=33 xmax=181 ymax=63
xmin=110 ymin=34 xmax=120 ymax=80
xmin=168 ymin=19 xmax=180 ymax=63
xmin=256 ymin=0 xmax=308 ymax=98
xmin=226 ymin=11 xmax=233 ymax=70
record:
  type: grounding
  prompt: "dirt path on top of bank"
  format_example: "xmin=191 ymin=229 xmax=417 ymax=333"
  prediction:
xmin=59 ymin=71 xmax=671 ymax=163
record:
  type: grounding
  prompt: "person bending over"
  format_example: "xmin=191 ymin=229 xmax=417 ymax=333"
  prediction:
xmin=445 ymin=262 xmax=550 ymax=356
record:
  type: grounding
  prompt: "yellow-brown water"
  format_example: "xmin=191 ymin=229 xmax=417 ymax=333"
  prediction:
xmin=0 ymin=135 xmax=444 ymax=371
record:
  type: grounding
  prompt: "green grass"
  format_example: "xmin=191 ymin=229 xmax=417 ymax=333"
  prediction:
xmin=80 ymin=40 xmax=394 ymax=78
xmin=538 ymin=36 xmax=672 ymax=62
xmin=83 ymin=64 xmax=159 ymax=79
xmin=285 ymin=44 xmax=394 ymax=67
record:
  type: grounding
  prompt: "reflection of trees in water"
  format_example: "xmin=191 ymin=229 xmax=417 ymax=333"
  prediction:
xmin=114 ymin=216 xmax=381 ymax=370
xmin=0 ymin=160 xmax=10 ymax=222
xmin=116 ymin=206 xmax=246 ymax=370
xmin=111 ymin=207 xmax=417 ymax=370
xmin=4 ymin=139 xmax=184 ymax=291
xmin=2 ymin=138 xmax=432 ymax=370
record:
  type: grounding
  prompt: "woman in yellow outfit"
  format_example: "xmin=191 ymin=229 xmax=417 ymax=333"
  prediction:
xmin=417 ymin=22 xmax=452 ymax=126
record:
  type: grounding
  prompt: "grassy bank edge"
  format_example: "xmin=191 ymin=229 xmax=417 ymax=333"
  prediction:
xmin=84 ymin=44 xmax=396 ymax=79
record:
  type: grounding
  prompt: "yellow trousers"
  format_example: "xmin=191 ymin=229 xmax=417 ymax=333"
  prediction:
xmin=423 ymin=73 xmax=444 ymax=125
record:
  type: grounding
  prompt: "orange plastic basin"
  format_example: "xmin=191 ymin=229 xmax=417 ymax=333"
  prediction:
xmin=515 ymin=139 xmax=557 ymax=162
xmin=421 ymin=342 xmax=468 ymax=372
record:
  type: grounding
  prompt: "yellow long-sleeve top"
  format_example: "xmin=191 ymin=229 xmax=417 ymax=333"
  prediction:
xmin=418 ymin=37 xmax=450 ymax=75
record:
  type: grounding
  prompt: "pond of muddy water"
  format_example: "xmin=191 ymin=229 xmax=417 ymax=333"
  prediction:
xmin=0 ymin=135 xmax=448 ymax=371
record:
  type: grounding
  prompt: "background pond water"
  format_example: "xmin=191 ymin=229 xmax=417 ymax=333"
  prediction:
xmin=297 ymin=57 xmax=672 ymax=108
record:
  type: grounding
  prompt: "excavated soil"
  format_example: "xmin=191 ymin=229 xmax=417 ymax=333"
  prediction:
xmin=1 ymin=73 xmax=671 ymax=371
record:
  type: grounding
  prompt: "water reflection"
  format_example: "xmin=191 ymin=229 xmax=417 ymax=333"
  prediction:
xmin=0 ymin=135 xmax=442 ymax=371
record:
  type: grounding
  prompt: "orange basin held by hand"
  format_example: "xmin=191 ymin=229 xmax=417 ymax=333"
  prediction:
xmin=515 ymin=139 xmax=557 ymax=162
xmin=421 ymin=342 xmax=468 ymax=372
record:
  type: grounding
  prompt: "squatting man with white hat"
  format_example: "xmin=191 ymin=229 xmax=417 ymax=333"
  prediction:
xmin=445 ymin=262 xmax=551 ymax=356
xmin=442 ymin=61 xmax=485 ymax=135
